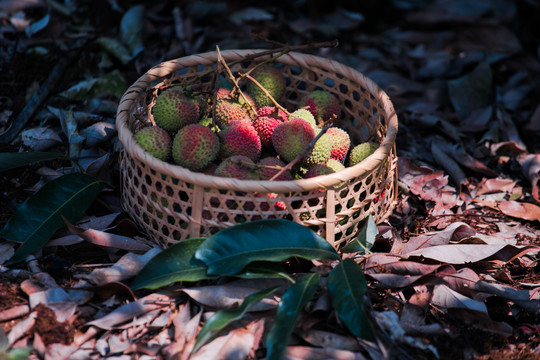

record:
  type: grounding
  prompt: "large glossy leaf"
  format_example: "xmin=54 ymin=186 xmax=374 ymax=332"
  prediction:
xmin=192 ymin=285 xmax=281 ymax=355
xmin=341 ymin=214 xmax=378 ymax=253
xmin=1 ymin=173 xmax=103 ymax=263
xmin=327 ymin=258 xmax=375 ymax=340
xmin=266 ymin=273 xmax=320 ymax=360
xmin=195 ymin=219 xmax=339 ymax=276
xmin=131 ymin=237 xmax=210 ymax=290
xmin=0 ymin=151 xmax=67 ymax=173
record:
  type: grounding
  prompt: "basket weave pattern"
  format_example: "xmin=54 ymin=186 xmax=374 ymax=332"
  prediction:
xmin=116 ymin=50 xmax=398 ymax=249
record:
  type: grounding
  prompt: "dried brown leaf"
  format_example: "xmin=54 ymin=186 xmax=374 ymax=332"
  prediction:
xmin=190 ymin=319 xmax=265 ymax=360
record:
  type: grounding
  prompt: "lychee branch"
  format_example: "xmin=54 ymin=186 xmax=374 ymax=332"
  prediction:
xmin=269 ymin=119 xmax=335 ymax=181
xmin=240 ymin=73 xmax=291 ymax=117
xmin=185 ymin=40 xmax=339 ymax=86
xmin=216 ymin=46 xmax=258 ymax=118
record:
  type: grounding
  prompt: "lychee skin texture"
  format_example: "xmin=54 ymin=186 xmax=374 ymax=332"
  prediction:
xmin=253 ymin=115 xmax=283 ymax=148
xmin=215 ymin=100 xmax=251 ymax=129
xmin=304 ymin=133 xmax=332 ymax=166
xmin=299 ymin=90 xmax=341 ymax=124
xmin=327 ymin=127 xmax=351 ymax=161
xmin=326 ymin=158 xmax=346 ymax=172
xmin=134 ymin=126 xmax=172 ymax=162
xmin=214 ymin=88 xmax=257 ymax=128
xmin=304 ymin=164 xmax=335 ymax=179
xmin=348 ymin=142 xmax=378 ymax=167
xmin=256 ymin=157 xmax=293 ymax=181
xmin=152 ymin=88 xmax=199 ymax=132
xmin=257 ymin=106 xmax=288 ymax=122
xmin=215 ymin=155 xmax=259 ymax=180
xmin=272 ymin=118 xmax=315 ymax=163
xmin=219 ymin=120 xmax=262 ymax=162
xmin=247 ymin=65 xmax=287 ymax=108
xmin=172 ymin=124 xmax=220 ymax=171
xmin=290 ymin=108 xmax=317 ymax=130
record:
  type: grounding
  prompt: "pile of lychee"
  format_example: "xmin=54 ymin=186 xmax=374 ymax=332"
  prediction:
xmin=134 ymin=64 xmax=378 ymax=184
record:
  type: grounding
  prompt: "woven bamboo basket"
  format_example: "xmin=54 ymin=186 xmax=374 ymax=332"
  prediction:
xmin=115 ymin=49 xmax=398 ymax=250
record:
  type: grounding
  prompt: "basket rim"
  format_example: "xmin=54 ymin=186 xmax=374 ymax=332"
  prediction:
xmin=116 ymin=49 xmax=398 ymax=193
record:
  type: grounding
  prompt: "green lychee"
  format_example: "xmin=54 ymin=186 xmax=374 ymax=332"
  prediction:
xmin=299 ymin=90 xmax=341 ymax=124
xmin=327 ymin=127 xmax=351 ymax=162
xmin=256 ymin=157 xmax=293 ymax=181
xmin=348 ymin=142 xmax=378 ymax=167
xmin=219 ymin=119 xmax=262 ymax=162
xmin=246 ymin=65 xmax=286 ymax=108
xmin=215 ymin=155 xmax=259 ymax=180
xmin=304 ymin=163 xmax=335 ymax=179
xmin=134 ymin=126 xmax=172 ymax=162
xmin=272 ymin=118 xmax=315 ymax=163
xmin=290 ymin=108 xmax=317 ymax=131
xmin=326 ymin=158 xmax=345 ymax=172
xmin=172 ymin=124 xmax=220 ymax=171
xmin=304 ymin=132 xmax=332 ymax=167
xmin=152 ymin=88 xmax=199 ymax=132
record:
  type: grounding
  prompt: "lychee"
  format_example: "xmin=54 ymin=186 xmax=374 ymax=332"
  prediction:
xmin=152 ymin=88 xmax=199 ymax=132
xmin=272 ymin=118 xmax=315 ymax=163
xmin=326 ymin=158 xmax=345 ymax=172
xmin=214 ymin=88 xmax=257 ymax=128
xmin=246 ymin=65 xmax=286 ymax=108
xmin=219 ymin=119 xmax=262 ymax=162
xmin=327 ymin=127 xmax=351 ymax=161
xmin=256 ymin=157 xmax=293 ymax=181
xmin=299 ymin=90 xmax=341 ymax=124
xmin=215 ymin=155 xmax=259 ymax=180
xmin=253 ymin=114 xmax=283 ymax=148
xmin=134 ymin=126 xmax=172 ymax=162
xmin=214 ymin=99 xmax=251 ymax=128
xmin=348 ymin=142 xmax=378 ymax=167
xmin=304 ymin=163 xmax=335 ymax=179
xmin=290 ymin=108 xmax=317 ymax=131
xmin=172 ymin=124 xmax=220 ymax=171
xmin=304 ymin=132 xmax=332 ymax=166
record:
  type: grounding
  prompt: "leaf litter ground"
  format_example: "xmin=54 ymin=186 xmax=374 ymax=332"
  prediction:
xmin=0 ymin=1 xmax=539 ymax=359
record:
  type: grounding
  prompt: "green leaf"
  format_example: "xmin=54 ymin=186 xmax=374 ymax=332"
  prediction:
xmin=0 ymin=152 xmax=67 ymax=173
xmin=131 ymin=237 xmax=210 ymax=290
xmin=236 ymin=262 xmax=294 ymax=282
xmin=341 ymin=214 xmax=378 ymax=253
xmin=266 ymin=273 xmax=320 ymax=360
xmin=195 ymin=219 xmax=339 ymax=276
xmin=120 ymin=5 xmax=145 ymax=57
xmin=448 ymin=61 xmax=492 ymax=118
xmin=1 ymin=173 xmax=103 ymax=263
xmin=192 ymin=285 xmax=281 ymax=354
xmin=327 ymin=258 xmax=375 ymax=340
xmin=60 ymin=70 xmax=127 ymax=101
